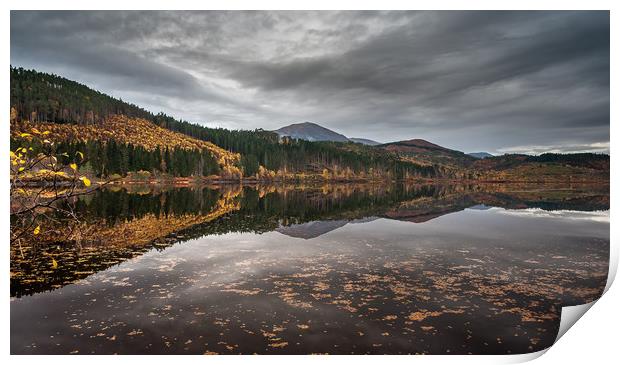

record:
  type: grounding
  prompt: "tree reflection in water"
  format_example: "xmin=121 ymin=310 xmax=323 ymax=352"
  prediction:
xmin=10 ymin=183 xmax=609 ymax=355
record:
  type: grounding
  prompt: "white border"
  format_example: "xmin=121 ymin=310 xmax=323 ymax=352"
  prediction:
xmin=2 ymin=1 xmax=616 ymax=364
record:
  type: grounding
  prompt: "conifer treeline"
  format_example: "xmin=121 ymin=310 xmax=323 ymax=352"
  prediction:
xmin=153 ymin=112 xmax=436 ymax=177
xmin=10 ymin=67 xmax=153 ymax=124
xmin=10 ymin=67 xmax=437 ymax=179
xmin=9 ymin=138 xmax=221 ymax=178
xmin=525 ymin=153 xmax=609 ymax=169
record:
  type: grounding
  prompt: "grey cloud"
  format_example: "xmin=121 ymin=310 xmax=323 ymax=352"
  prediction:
xmin=229 ymin=11 xmax=608 ymax=93
xmin=12 ymin=16 xmax=215 ymax=100
xmin=10 ymin=10 xmax=609 ymax=153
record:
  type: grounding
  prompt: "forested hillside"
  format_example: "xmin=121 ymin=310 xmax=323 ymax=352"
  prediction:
xmin=379 ymin=138 xmax=477 ymax=170
xmin=9 ymin=67 xmax=609 ymax=183
xmin=10 ymin=115 xmax=240 ymax=178
xmin=469 ymin=153 xmax=610 ymax=182
xmin=10 ymin=67 xmax=153 ymax=124
xmin=152 ymin=113 xmax=436 ymax=179
xmin=10 ymin=67 xmax=437 ymax=181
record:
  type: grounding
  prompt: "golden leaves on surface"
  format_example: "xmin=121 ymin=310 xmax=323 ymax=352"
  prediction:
xmin=80 ymin=176 xmax=91 ymax=187
xmin=408 ymin=311 xmax=443 ymax=322
xmin=9 ymin=184 xmax=610 ymax=354
xmin=126 ymin=329 xmax=144 ymax=336
xmin=33 ymin=225 xmax=40 ymax=235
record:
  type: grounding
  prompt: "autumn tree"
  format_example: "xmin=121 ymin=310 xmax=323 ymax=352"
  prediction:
xmin=10 ymin=127 xmax=96 ymax=248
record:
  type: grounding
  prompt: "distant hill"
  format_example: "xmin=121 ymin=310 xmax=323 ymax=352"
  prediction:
xmin=274 ymin=122 xmax=380 ymax=145
xmin=379 ymin=138 xmax=476 ymax=168
xmin=468 ymin=152 xmax=494 ymax=159
xmin=349 ymin=137 xmax=381 ymax=146
xmin=274 ymin=122 xmax=349 ymax=142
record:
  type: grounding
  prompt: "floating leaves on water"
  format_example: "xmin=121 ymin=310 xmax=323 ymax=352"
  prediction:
xmin=9 ymin=184 xmax=610 ymax=354
xmin=408 ymin=311 xmax=442 ymax=322
xmin=269 ymin=342 xmax=288 ymax=348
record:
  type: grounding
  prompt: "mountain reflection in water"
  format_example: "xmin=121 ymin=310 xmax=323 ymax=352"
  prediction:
xmin=10 ymin=183 xmax=609 ymax=355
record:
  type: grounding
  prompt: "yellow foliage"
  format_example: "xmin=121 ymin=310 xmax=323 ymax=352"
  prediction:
xmin=11 ymin=115 xmax=241 ymax=171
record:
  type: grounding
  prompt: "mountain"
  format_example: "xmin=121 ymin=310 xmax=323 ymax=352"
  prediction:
xmin=274 ymin=122 xmax=380 ymax=145
xmin=379 ymin=138 xmax=476 ymax=169
xmin=349 ymin=137 xmax=381 ymax=146
xmin=274 ymin=122 xmax=349 ymax=142
xmin=468 ymin=152 xmax=494 ymax=159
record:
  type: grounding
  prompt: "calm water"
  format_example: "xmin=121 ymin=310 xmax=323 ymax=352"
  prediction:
xmin=10 ymin=184 xmax=609 ymax=354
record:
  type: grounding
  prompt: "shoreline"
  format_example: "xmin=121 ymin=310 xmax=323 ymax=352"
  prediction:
xmin=13 ymin=176 xmax=610 ymax=188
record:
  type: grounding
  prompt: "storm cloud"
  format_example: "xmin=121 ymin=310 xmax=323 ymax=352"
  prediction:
xmin=10 ymin=11 xmax=609 ymax=154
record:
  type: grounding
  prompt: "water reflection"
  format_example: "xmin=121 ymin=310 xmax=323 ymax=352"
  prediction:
xmin=10 ymin=183 xmax=609 ymax=354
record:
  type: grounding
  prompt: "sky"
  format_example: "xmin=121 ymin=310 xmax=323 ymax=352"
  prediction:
xmin=10 ymin=11 xmax=609 ymax=154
